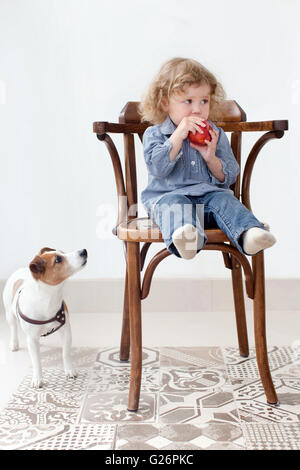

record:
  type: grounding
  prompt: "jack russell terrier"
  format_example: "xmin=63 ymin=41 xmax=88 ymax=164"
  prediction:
xmin=2 ymin=247 xmax=88 ymax=388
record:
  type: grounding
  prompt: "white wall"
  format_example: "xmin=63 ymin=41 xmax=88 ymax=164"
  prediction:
xmin=0 ymin=0 xmax=299 ymax=280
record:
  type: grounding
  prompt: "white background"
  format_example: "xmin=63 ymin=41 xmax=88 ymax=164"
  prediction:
xmin=0 ymin=0 xmax=299 ymax=279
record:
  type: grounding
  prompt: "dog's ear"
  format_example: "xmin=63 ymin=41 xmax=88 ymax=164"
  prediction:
xmin=30 ymin=256 xmax=46 ymax=278
xmin=39 ymin=247 xmax=56 ymax=255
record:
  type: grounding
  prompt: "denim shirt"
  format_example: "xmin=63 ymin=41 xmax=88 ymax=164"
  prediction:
xmin=141 ymin=116 xmax=240 ymax=215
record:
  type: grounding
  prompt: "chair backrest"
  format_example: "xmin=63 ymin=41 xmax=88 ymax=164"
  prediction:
xmin=119 ymin=100 xmax=247 ymax=217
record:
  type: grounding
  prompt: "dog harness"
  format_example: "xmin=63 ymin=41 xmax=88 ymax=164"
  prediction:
xmin=16 ymin=290 xmax=66 ymax=337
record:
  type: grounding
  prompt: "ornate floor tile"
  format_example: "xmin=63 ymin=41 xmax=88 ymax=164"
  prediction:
xmin=160 ymin=367 xmax=231 ymax=394
xmin=232 ymin=376 xmax=300 ymax=423
xmin=95 ymin=347 xmax=159 ymax=368
xmin=3 ymin=345 xmax=300 ymax=449
xmin=222 ymin=346 xmax=297 ymax=379
xmin=0 ymin=368 xmax=90 ymax=426
xmin=0 ymin=393 xmax=80 ymax=427
xmin=88 ymin=365 xmax=159 ymax=393
xmin=18 ymin=367 xmax=90 ymax=397
xmin=0 ymin=424 xmax=116 ymax=450
xmin=78 ymin=392 xmax=157 ymax=424
xmin=159 ymin=391 xmax=239 ymax=425
xmin=26 ymin=424 xmax=116 ymax=450
xmin=0 ymin=423 xmax=65 ymax=450
xmin=160 ymin=347 xmax=225 ymax=370
xmin=40 ymin=346 xmax=99 ymax=369
xmin=115 ymin=423 xmax=245 ymax=450
xmin=222 ymin=347 xmax=258 ymax=365
xmin=273 ymin=362 xmax=300 ymax=379
xmin=242 ymin=423 xmax=300 ymax=450
xmin=230 ymin=376 xmax=278 ymax=400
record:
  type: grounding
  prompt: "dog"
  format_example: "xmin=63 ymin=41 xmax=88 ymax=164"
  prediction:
xmin=2 ymin=247 xmax=88 ymax=388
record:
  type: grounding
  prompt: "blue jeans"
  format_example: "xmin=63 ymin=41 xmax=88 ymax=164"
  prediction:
xmin=151 ymin=191 xmax=265 ymax=258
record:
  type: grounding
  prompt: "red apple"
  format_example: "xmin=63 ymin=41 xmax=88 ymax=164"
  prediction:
xmin=188 ymin=120 xmax=213 ymax=146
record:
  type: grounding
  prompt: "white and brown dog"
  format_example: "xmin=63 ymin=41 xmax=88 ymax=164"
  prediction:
xmin=2 ymin=247 xmax=88 ymax=388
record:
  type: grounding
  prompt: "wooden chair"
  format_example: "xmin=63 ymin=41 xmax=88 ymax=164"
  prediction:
xmin=93 ymin=101 xmax=288 ymax=411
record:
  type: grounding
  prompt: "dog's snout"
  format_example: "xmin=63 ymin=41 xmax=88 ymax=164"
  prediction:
xmin=79 ymin=249 xmax=88 ymax=258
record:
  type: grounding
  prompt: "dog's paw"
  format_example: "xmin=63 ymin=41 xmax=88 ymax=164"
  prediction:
xmin=65 ymin=369 xmax=77 ymax=379
xmin=9 ymin=341 xmax=19 ymax=352
xmin=261 ymin=221 xmax=270 ymax=231
xmin=31 ymin=377 xmax=43 ymax=388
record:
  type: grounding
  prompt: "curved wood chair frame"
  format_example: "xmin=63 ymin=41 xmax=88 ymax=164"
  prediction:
xmin=93 ymin=101 xmax=288 ymax=411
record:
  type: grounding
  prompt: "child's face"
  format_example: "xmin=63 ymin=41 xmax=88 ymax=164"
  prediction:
xmin=162 ymin=83 xmax=211 ymax=126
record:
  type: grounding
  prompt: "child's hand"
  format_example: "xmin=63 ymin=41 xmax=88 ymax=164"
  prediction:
xmin=190 ymin=128 xmax=219 ymax=163
xmin=174 ymin=116 xmax=207 ymax=141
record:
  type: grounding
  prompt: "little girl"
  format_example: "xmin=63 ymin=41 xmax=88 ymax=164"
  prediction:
xmin=139 ymin=57 xmax=276 ymax=259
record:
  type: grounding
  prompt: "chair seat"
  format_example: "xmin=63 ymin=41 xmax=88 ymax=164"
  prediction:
xmin=117 ymin=217 xmax=230 ymax=243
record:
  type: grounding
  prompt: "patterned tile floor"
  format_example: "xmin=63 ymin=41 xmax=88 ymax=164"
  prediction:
xmin=1 ymin=345 xmax=300 ymax=450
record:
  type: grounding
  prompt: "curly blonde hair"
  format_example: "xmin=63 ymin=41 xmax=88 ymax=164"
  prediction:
xmin=139 ymin=57 xmax=225 ymax=124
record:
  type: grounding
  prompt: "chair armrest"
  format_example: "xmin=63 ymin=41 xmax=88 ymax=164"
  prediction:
xmin=94 ymin=119 xmax=288 ymax=135
xmin=241 ymin=128 xmax=287 ymax=211
xmin=214 ymin=120 xmax=288 ymax=132
xmin=93 ymin=121 xmax=148 ymax=136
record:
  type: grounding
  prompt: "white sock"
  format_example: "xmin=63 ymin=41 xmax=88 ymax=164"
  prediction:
xmin=242 ymin=227 xmax=276 ymax=255
xmin=172 ymin=224 xmax=199 ymax=260
xmin=261 ymin=221 xmax=270 ymax=231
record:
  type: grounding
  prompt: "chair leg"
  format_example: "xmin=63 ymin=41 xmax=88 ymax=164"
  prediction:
xmin=252 ymin=252 xmax=278 ymax=405
xmin=231 ymin=258 xmax=249 ymax=357
xmin=127 ymin=241 xmax=142 ymax=412
xmin=120 ymin=270 xmax=130 ymax=361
